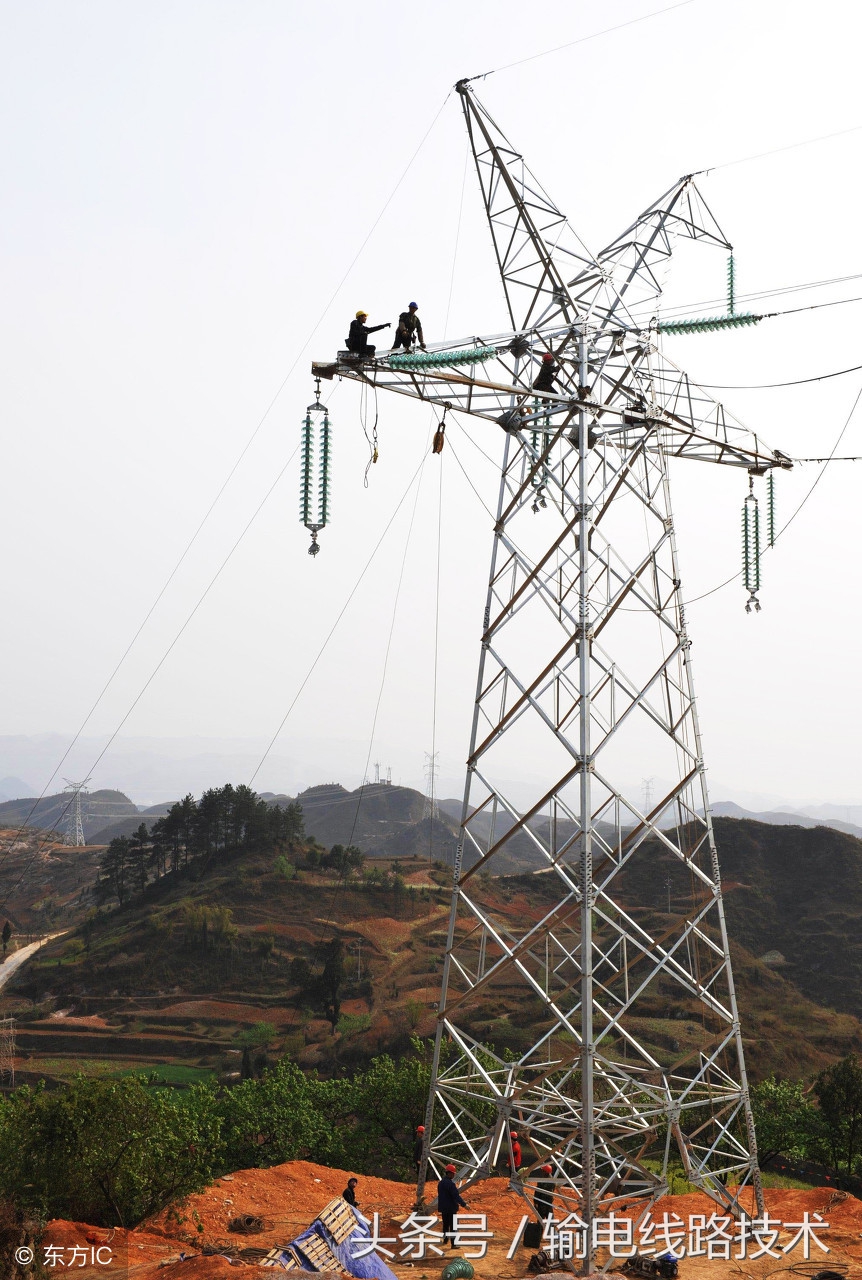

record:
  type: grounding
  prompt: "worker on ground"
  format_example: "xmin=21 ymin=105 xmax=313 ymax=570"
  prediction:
xmin=347 ymin=311 xmax=390 ymax=358
xmin=413 ymin=1124 xmax=426 ymax=1173
xmin=391 ymin=302 xmax=426 ymax=352
xmin=342 ymin=1177 xmax=359 ymax=1208
xmin=533 ymin=351 xmax=558 ymax=392
xmin=438 ymin=1164 xmax=468 ymax=1250
xmin=507 ymin=1130 xmax=522 ymax=1174
xmin=533 ymin=1164 xmax=555 ymax=1223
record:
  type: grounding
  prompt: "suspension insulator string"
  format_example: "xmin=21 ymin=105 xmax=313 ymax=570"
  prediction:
xmin=319 ymin=412 xmax=332 ymax=527
xmin=727 ymin=253 xmax=735 ymax=316
xmin=300 ymin=377 xmax=332 ymax=557
xmin=767 ymin=470 xmax=775 ymax=547
xmin=300 ymin=410 xmax=315 ymax=529
xmin=529 ymin=398 xmax=548 ymax=512
xmin=742 ymin=474 xmax=761 ymax=612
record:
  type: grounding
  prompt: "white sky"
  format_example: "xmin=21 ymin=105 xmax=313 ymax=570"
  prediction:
xmin=2 ymin=0 xmax=862 ymax=807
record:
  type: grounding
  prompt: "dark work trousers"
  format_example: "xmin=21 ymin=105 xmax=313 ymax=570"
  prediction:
xmin=441 ymin=1211 xmax=456 ymax=1247
xmin=346 ymin=343 xmax=376 ymax=357
xmin=390 ymin=333 xmax=416 ymax=351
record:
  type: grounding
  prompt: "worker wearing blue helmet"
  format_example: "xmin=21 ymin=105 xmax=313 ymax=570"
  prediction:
xmin=391 ymin=302 xmax=426 ymax=352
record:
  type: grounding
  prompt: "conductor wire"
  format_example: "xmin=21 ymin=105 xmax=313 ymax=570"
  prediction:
xmin=0 ymin=92 xmax=452 ymax=884
xmin=685 ymin=381 xmax=862 ymax=606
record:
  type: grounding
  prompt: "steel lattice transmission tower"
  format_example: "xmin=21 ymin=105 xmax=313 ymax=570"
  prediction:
xmin=62 ymin=777 xmax=91 ymax=847
xmin=314 ymin=81 xmax=791 ymax=1262
xmin=423 ymin=752 xmax=440 ymax=823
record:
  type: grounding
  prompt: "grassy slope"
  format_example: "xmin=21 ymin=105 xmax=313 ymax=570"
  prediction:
xmin=4 ymin=815 xmax=862 ymax=1087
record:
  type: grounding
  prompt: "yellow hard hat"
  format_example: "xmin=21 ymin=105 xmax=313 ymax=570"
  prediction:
xmin=356 ymin=310 xmax=368 ymax=318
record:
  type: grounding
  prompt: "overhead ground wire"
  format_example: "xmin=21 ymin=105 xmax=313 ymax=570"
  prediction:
xmin=468 ymin=0 xmax=698 ymax=77
xmin=702 ymin=121 xmax=862 ymax=173
xmin=645 ymin=269 xmax=862 ymax=324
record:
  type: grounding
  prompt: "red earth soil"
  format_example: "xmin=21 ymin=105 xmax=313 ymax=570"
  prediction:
xmin=42 ymin=1162 xmax=862 ymax=1280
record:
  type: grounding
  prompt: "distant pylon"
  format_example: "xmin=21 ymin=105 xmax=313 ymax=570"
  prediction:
xmin=0 ymin=1017 xmax=15 ymax=1088
xmin=62 ymin=777 xmax=91 ymax=847
xmin=423 ymin=752 xmax=440 ymax=822
xmin=641 ymin=776 xmax=655 ymax=815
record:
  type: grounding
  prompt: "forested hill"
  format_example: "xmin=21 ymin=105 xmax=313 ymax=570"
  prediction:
xmin=2 ymin=788 xmax=862 ymax=1091
xmin=712 ymin=816 xmax=862 ymax=1019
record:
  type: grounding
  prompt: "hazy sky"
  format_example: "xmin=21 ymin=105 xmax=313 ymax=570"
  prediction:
xmin=2 ymin=0 xmax=862 ymax=807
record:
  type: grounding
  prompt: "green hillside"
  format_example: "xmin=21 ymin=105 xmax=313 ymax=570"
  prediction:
xmin=3 ymin=790 xmax=862 ymax=1090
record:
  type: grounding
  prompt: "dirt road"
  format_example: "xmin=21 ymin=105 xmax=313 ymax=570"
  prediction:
xmin=0 ymin=931 xmax=66 ymax=990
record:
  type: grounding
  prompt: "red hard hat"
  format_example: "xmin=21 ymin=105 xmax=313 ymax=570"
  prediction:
xmin=542 ymin=352 xmax=554 ymax=362
xmin=541 ymin=1164 xmax=553 ymax=1175
xmin=510 ymin=1131 xmax=519 ymax=1139
xmin=445 ymin=1164 xmax=457 ymax=1174
xmin=417 ymin=1125 xmax=425 ymax=1132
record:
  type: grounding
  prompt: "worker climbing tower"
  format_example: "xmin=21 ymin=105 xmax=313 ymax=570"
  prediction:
xmin=313 ymin=82 xmax=792 ymax=1265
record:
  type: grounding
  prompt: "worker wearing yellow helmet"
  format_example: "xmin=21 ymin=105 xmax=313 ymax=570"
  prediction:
xmin=346 ymin=310 xmax=390 ymax=358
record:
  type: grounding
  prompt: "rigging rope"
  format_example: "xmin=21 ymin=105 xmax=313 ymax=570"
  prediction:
xmin=360 ymin=380 xmax=380 ymax=486
xmin=313 ymin=429 xmax=433 ymax=950
xmin=249 ymin=447 xmax=431 ymax=785
xmin=430 ymin=447 xmax=444 ymax=862
xmin=700 ymin=361 xmax=862 ymax=390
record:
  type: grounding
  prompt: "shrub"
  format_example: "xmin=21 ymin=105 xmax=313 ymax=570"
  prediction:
xmin=0 ymin=1076 xmax=222 ymax=1227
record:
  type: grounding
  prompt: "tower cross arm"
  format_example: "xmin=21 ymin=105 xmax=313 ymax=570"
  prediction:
xmin=646 ymin=347 xmax=793 ymax=471
xmin=313 ymin=328 xmax=792 ymax=474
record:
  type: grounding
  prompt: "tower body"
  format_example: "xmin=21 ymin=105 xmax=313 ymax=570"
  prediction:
xmin=62 ymin=778 xmax=89 ymax=847
xmin=421 ymin=341 xmax=762 ymax=1242
xmin=313 ymin=80 xmax=790 ymax=1261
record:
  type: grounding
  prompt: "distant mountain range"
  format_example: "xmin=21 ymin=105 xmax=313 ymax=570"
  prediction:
xmin=711 ymin=800 xmax=862 ymax=840
xmin=0 ymin=776 xmax=35 ymax=802
xmin=6 ymin=778 xmax=862 ymax=856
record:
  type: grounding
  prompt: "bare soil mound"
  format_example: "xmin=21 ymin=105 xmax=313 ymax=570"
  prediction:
xmin=43 ymin=1162 xmax=862 ymax=1280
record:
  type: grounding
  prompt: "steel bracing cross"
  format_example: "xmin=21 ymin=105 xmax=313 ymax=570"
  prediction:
xmin=313 ymin=80 xmax=790 ymax=1268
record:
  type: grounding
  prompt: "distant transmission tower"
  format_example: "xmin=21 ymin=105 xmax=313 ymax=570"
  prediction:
xmin=423 ymin=752 xmax=440 ymax=822
xmin=62 ymin=777 xmax=91 ymax=847
xmin=0 ymin=1017 xmax=15 ymax=1088
xmin=641 ymin=776 xmax=655 ymax=815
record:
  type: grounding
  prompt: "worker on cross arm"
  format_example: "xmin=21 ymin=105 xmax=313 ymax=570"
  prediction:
xmin=391 ymin=302 xmax=426 ymax=351
xmin=413 ymin=1124 xmax=426 ymax=1173
xmin=347 ymin=311 xmax=390 ymax=357
xmin=533 ymin=351 xmax=558 ymax=392
xmin=438 ymin=1164 xmax=468 ymax=1249
xmin=533 ymin=1164 xmax=555 ymax=1223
